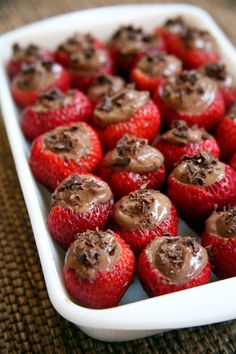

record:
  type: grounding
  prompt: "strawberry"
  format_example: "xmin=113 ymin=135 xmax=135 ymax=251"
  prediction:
xmin=230 ymin=153 xmax=236 ymax=171
xmin=138 ymin=236 xmax=211 ymax=297
xmin=93 ymin=88 xmax=161 ymax=150
xmin=21 ymin=88 xmax=92 ymax=141
xmin=111 ymin=189 xmax=178 ymax=255
xmin=98 ymin=134 xmax=166 ymax=197
xmin=153 ymin=70 xmax=225 ymax=131
xmin=11 ymin=61 xmax=70 ymax=108
xmin=30 ymin=123 xmax=102 ymax=191
xmin=201 ymin=207 xmax=236 ymax=279
xmin=131 ymin=52 xmax=182 ymax=94
xmin=156 ymin=120 xmax=220 ymax=173
xmin=167 ymin=153 xmax=236 ymax=225
xmin=48 ymin=174 xmax=114 ymax=249
xmin=7 ymin=43 xmax=54 ymax=79
xmin=215 ymin=105 xmax=236 ymax=161
xmin=109 ymin=25 xmax=166 ymax=76
xmin=55 ymin=33 xmax=104 ymax=67
xmin=63 ymin=229 xmax=135 ymax=309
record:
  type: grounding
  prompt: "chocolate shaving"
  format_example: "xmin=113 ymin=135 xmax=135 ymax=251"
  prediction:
xmin=203 ymin=62 xmax=227 ymax=81
xmin=116 ymin=134 xmax=147 ymax=157
xmin=218 ymin=207 xmax=236 ymax=234
xmin=44 ymin=126 xmax=79 ymax=153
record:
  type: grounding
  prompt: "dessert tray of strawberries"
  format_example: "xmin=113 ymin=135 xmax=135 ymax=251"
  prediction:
xmin=0 ymin=4 xmax=236 ymax=342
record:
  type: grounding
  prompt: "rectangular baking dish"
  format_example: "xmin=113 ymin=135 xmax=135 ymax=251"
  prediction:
xmin=0 ymin=3 xmax=235 ymax=342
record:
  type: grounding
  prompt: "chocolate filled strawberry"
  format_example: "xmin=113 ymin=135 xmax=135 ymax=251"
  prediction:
xmin=230 ymin=153 xmax=236 ymax=171
xmin=138 ymin=236 xmax=211 ymax=297
xmin=11 ymin=61 xmax=70 ymax=108
xmin=55 ymin=33 xmax=104 ymax=67
xmin=87 ymin=74 xmax=126 ymax=108
xmin=111 ymin=189 xmax=178 ymax=255
xmin=98 ymin=134 xmax=166 ymax=196
xmin=93 ymin=87 xmax=161 ymax=150
xmin=21 ymin=88 xmax=92 ymax=141
xmin=176 ymin=28 xmax=220 ymax=69
xmin=63 ymin=229 xmax=135 ymax=309
xmin=154 ymin=70 xmax=225 ymax=131
xmin=109 ymin=25 xmax=166 ymax=76
xmin=216 ymin=104 xmax=236 ymax=161
xmin=201 ymin=206 xmax=236 ymax=279
xmin=7 ymin=43 xmax=54 ymax=79
xmin=30 ymin=123 xmax=102 ymax=191
xmin=156 ymin=120 xmax=220 ymax=173
xmin=201 ymin=62 xmax=236 ymax=109
xmin=48 ymin=174 xmax=114 ymax=249
xmin=167 ymin=152 xmax=236 ymax=224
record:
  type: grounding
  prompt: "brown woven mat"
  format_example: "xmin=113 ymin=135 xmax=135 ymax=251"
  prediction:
xmin=0 ymin=0 xmax=236 ymax=352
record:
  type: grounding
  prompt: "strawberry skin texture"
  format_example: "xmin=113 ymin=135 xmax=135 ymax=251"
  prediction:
xmin=112 ymin=204 xmax=178 ymax=255
xmin=98 ymin=158 xmax=166 ymax=197
xmin=216 ymin=117 xmax=236 ymax=161
xmin=167 ymin=165 xmax=236 ymax=225
xmin=154 ymin=86 xmax=225 ymax=131
xmin=21 ymin=90 xmax=92 ymax=141
xmin=48 ymin=199 xmax=114 ymax=250
xmin=181 ymin=48 xmax=220 ymax=69
xmin=29 ymin=123 xmax=102 ymax=191
xmin=155 ymin=27 xmax=183 ymax=57
xmin=138 ymin=249 xmax=211 ymax=297
xmin=221 ymin=87 xmax=236 ymax=110
xmin=156 ymin=136 xmax=220 ymax=173
xmin=95 ymin=100 xmax=161 ymax=151
xmin=201 ymin=231 xmax=236 ymax=279
xmin=131 ymin=68 xmax=165 ymax=95
xmin=230 ymin=153 xmax=236 ymax=171
xmin=11 ymin=67 xmax=71 ymax=108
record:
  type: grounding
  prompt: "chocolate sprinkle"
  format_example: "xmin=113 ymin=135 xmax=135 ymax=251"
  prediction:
xmin=203 ymin=62 xmax=227 ymax=81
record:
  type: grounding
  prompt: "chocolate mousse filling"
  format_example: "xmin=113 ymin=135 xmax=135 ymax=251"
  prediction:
xmin=65 ymin=229 xmax=121 ymax=281
xmin=162 ymin=120 xmax=208 ymax=145
xmin=205 ymin=206 xmax=236 ymax=238
xmin=137 ymin=53 xmax=182 ymax=77
xmin=52 ymin=174 xmax=112 ymax=214
xmin=87 ymin=75 xmax=125 ymax=100
xmin=113 ymin=189 xmax=171 ymax=230
xmin=58 ymin=33 xmax=94 ymax=55
xmin=12 ymin=43 xmax=43 ymax=60
xmin=106 ymin=134 xmax=164 ymax=173
xmin=161 ymin=70 xmax=217 ymax=114
xmin=93 ymin=88 xmax=150 ymax=128
xmin=44 ymin=124 xmax=91 ymax=161
xmin=201 ymin=62 xmax=234 ymax=88
xmin=163 ymin=16 xmax=186 ymax=34
xmin=33 ymin=88 xmax=73 ymax=112
xmin=172 ymin=152 xmax=225 ymax=187
xmin=146 ymin=236 xmax=208 ymax=285
xmin=70 ymin=47 xmax=108 ymax=72
xmin=181 ymin=28 xmax=218 ymax=51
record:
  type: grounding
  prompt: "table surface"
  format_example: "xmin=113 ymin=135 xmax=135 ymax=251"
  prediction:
xmin=0 ymin=0 xmax=236 ymax=353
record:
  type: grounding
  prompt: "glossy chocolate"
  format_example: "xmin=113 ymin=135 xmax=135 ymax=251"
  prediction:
xmin=70 ymin=47 xmax=108 ymax=72
xmin=181 ymin=28 xmax=218 ymax=52
xmin=205 ymin=207 xmax=236 ymax=238
xmin=137 ymin=53 xmax=182 ymax=77
xmin=201 ymin=62 xmax=234 ymax=88
xmin=87 ymin=75 xmax=125 ymax=100
xmin=33 ymin=88 xmax=73 ymax=112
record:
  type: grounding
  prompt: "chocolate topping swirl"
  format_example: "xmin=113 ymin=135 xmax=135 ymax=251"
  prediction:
xmin=112 ymin=189 xmax=171 ymax=230
xmin=163 ymin=16 xmax=186 ymax=34
xmin=87 ymin=75 xmax=125 ymax=100
xmin=44 ymin=124 xmax=91 ymax=161
xmin=201 ymin=62 xmax=234 ymax=88
xmin=65 ymin=229 xmax=121 ymax=281
xmin=137 ymin=53 xmax=182 ymax=77
xmin=12 ymin=43 xmax=43 ymax=60
xmin=93 ymin=88 xmax=149 ymax=128
xmin=70 ymin=47 xmax=108 ymax=72
xmin=161 ymin=120 xmax=208 ymax=145
xmin=33 ymin=88 xmax=73 ymax=112
xmin=161 ymin=70 xmax=217 ymax=114
xmin=146 ymin=236 xmax=208 ymax=285
xmin=181 ymin=28 xmax=218 ymax=51
xmin=106 ymin=135 xmax=164 ymax=173
xmin=172 ymin=152 xmax=225 ymax=187
xmin=205 ymin=206 xmax=236 ymax=238
xmin=57 ymin=33 xmax=94 ymax=55
xmin=52 ymin=174 xmax=112 ymax=213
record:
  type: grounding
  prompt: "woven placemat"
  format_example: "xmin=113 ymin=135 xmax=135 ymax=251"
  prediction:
xmin=0 ymin=0 xmax=236 ymax=352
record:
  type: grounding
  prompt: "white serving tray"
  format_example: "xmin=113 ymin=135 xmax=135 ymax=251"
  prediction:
xmin=0 ymin=3 xmax=235 ymax=342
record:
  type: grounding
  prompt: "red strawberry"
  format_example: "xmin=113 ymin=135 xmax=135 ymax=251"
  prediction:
xmin=201 ymin=207 xmax=236 ymax=279
xmin=111 ymin=189 xmax=178 ymax=255
xmin=153 ymin=70 xmax=225 ymax=131
xmin=11 ymin=61 xmax=70 ymax=108
xmin=55 ymin=33 xmax=104 ymax=67
xmin=200 ymin=62 xmax=236 ymax=110
xmin=48 ymin=174 xmax=114 ymax=249
xmin=156 ymin=120 xmax=220 ymax=173
xmin=215 ymin=105 xmax=236 ymax=161
xmin=98 ymin=135 xmax=166 ymax=197
xmin=131 ymin=52 xmax=182 ymax=94
xmin=30 ymin=123 xmax=102 ymax=191
xmin=7 ymin=43 xmax=54 ymax=79
xmin=87 ymin=74 xmax=126 ymax=109
xmin=21 ymin=88 xmax=92 ymax=141
xmin=167 ymin=153 xmax=236 ymax=225
xmin=109 ymin=25 xmax=166 ymax=76
xmin=230 ymin=153 xmax=236 ymax=171
xmin=63 ymin=229 xmax=135 ymax=309
xmin=93 ymin=88 xmax=161 ymax=150
xmin=138 ymin=236 xmax=211 ymax=297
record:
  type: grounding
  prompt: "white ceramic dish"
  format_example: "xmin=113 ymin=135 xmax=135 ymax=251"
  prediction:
xmin=0 ymin=3 xmax=235 ymax=342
